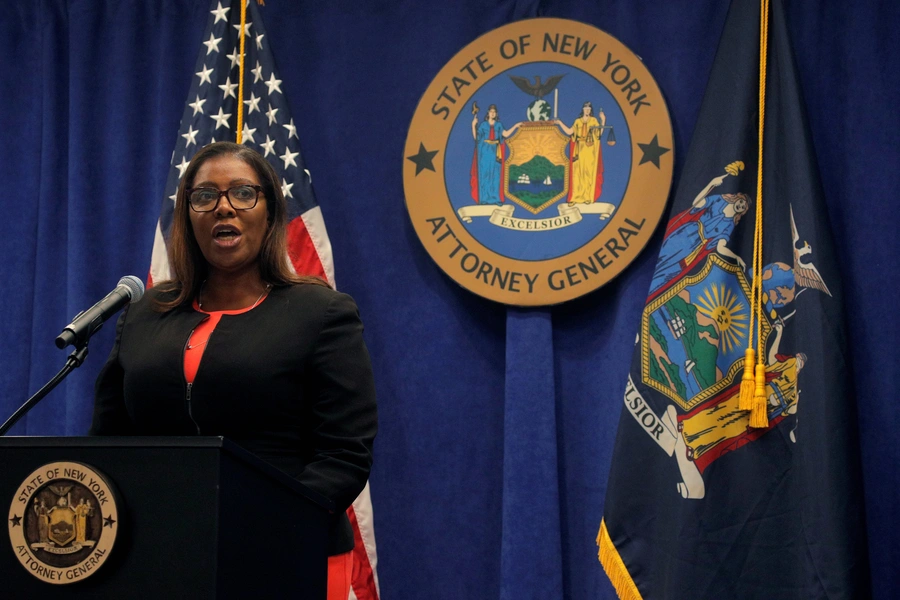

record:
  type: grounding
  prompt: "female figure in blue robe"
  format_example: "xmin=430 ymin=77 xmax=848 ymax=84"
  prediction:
xmin=649 ymin=173 xmax=750 ymax=295
xmin=470 ymin=105 xmax=520 ymax=205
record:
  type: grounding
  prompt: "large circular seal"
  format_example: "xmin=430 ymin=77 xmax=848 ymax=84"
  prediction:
xmin=8 ymin=462 xmax=119 ymax=584
xmin=404 ymin=18 xmax=673 ymax=305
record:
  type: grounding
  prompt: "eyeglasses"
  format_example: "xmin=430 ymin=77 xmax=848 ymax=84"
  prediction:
xmin=186 ymin=185 xmax=263 ymax=212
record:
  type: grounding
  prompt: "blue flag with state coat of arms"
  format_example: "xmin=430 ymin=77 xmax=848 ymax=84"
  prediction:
xmin=598 ymin=0 xmax=869 ymax=597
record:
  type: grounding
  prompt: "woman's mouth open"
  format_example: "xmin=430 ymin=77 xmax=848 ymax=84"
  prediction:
xmin=212 ymin=225 xmax=242 ymax=248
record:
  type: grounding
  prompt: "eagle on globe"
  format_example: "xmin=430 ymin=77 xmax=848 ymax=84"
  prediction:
xmin=509 ymin=74 xmax=566 ymax=121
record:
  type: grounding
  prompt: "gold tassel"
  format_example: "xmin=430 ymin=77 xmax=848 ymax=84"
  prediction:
xmin=597 ymin=520 xmax=644 ymax=600
xmin=748 ymin=0 xmax=771 ymax=430
xmin=749 ymin=364 xmax=769 ymax=428
xmin=738 ymin=348 xmax=756 ymax=410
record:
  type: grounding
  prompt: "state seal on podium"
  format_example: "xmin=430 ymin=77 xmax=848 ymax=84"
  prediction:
xmin=8 ymin=461 xmax=119 ymax=584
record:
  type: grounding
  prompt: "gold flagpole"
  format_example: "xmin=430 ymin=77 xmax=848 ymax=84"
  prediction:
xmin=235 ymin=0 xmax=248 ymax=143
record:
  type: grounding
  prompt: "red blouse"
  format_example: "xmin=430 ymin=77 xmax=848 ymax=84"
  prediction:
xmin=184 ymin=293 xmax=270 ymax=383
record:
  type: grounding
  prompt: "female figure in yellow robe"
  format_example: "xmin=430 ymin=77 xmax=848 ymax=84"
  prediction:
xmin=677 ymin=320 xmax=804 ymax=488
xmin=659 ymin=320 xmax=805 ymax=499
xmin=75 ymin=498 xmax=93 ymax=543
xmin=555 ymin=102 xmax=606 ymax=204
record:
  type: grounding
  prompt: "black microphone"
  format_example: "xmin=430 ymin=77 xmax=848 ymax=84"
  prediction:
xmin=55 ymin=276 xmax=145 ymax=349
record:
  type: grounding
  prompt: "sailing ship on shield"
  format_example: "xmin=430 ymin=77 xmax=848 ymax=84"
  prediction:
xmin=505 ymin=119 xmax=570 ymax=213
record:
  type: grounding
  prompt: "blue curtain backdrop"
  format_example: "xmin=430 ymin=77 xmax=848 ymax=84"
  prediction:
xmin=0 ymin=1 xmax=896 ymax=598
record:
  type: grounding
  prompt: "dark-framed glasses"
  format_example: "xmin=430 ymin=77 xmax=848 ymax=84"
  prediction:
xmin=186 ymin=185 xmax=263 ymax=212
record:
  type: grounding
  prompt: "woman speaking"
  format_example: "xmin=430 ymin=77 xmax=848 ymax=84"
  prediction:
xmin=90 ymin=142 xmax=377 ymax=598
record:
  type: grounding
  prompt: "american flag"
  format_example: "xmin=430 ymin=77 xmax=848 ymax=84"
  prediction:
xmin=149 ymin=2 xmax=380 ymax=598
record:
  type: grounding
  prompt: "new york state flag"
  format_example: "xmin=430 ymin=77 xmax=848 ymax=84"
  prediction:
xmin=598 ymin=0 xmax=869 ymax=598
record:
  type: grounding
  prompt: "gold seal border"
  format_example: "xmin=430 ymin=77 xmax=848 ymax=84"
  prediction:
xmin=404 ymin=18 xmax=674 ymax=305
xmin=8 ymin=461 xmax=119 ymax=585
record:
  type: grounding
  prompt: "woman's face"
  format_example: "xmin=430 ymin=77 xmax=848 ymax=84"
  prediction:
xmin=188 ymin=155 xmax=269 ymax=279
xmin=488 ymin=107 xmax=497 ymax=120
xmin=733 ymin=197 xmax=749 ymax=215
xmin=582 ymin=105 xmax=591 ymax=117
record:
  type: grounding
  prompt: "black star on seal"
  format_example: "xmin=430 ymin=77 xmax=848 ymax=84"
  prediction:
xmin=637 ymin=134 xmax=671 ymax=168
xmin=406 ymin=142 xmax=439 ymax=176
xmin=103 ymin=515 xmax=116 ymax=528
xmin=9 ymin=514 xmax=21 ymax=527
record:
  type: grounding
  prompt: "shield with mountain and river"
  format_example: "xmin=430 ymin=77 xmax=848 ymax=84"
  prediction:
xmin=504 ymin=122 xmax=570 ymax=214
xmin=641 ymin=255 xmax=771 ymax=411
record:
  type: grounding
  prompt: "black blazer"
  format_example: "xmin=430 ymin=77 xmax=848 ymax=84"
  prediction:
xmin=91 ymin=283 xmax=377 ymax=555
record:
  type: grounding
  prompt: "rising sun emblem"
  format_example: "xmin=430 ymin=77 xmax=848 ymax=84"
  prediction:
xmin=695 ymin=282 xmax=748 ymax=354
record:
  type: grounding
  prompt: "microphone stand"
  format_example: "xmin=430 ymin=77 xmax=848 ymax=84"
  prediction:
xmin=0 ymin=343 xmax=89 ymax=436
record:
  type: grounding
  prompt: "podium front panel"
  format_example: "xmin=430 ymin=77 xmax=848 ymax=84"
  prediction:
xmin=1 ymin=437 xmax=328 ymax=599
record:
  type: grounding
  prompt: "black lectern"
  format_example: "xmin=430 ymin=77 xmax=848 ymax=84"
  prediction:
xmin=0 ymin=437 xmax=332 ymax=598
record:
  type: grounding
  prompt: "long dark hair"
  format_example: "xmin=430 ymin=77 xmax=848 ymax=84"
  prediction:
xmin=154 ymin=142 xmax=327 ymax=311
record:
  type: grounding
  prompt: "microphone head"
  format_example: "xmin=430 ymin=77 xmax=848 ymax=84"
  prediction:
xmin=117 ymin=276 xmax=145 ymax=303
